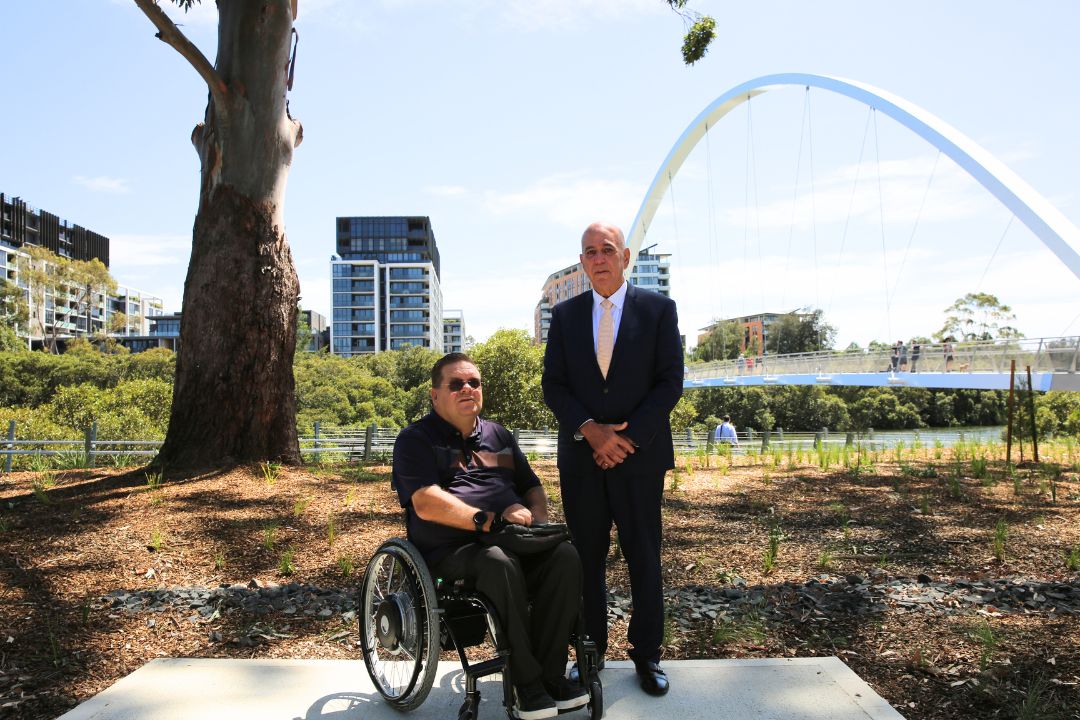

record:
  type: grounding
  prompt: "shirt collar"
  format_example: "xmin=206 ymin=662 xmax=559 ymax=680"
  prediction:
xmin=428 ymin=411 xmax=482 ymax=442
xmin=592 ymin=280 xmax=628 ymax=309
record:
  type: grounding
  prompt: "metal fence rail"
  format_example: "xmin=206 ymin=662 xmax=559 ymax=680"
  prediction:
xmin=1 ymin=419 xmax=1010 ymax=472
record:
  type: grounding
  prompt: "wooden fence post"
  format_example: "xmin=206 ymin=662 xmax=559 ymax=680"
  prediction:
xmin=364 ymin=424 xmax=375 ymax=461
xmin=313 ymin=420 xmax=321 ymax=458
xmin=761 ymin=430 xmax=770 ymax=451
xmin=4 ymin=420 xmax=14 ymax=473
xmin=1005 ymin=359 xmax=1016 ymax=466
xmin=84 ymin=422 xmax=97 ymax=468
xmin=1026 ymin=365 xmax=1039 ymax=463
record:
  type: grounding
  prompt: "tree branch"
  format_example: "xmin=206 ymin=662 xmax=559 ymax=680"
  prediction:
xmin=133 ymin=0 xmax=228 ymax=104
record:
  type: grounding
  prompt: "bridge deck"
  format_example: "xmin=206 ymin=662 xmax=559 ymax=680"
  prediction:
xmin=685 ymin=337 xmax=1080 ymax=391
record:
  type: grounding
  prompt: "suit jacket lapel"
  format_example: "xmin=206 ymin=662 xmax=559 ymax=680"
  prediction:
xmin=573 ymin=292 xmax=604 ymax=381
xmin=607 ymin=284 xmax=637 ymax=377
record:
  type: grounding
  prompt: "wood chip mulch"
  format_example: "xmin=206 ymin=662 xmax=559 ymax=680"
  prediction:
xmin=1 ymin=446 xmax=1078 ymax=719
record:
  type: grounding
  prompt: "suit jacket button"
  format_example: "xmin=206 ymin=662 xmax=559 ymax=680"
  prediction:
xmin=602 ymin=387 xmax=609 ymax=394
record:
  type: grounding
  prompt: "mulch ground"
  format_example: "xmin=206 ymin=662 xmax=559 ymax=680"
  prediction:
xmin=1 ymin=443 xmax=1078 ymax=719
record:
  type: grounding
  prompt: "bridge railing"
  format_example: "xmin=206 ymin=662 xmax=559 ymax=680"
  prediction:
xmin=685 ymin=336 xmax=1080 ymax=380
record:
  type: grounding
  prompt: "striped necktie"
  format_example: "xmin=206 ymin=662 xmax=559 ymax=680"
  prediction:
xmin=597 ymin=298 xmax=614 ymax=378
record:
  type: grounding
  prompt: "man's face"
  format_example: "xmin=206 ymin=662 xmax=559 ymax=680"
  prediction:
xmin=430 ymin=361 xmax=483 ymax=428
xmin=580 ymin=225 xmax=630 ymax=297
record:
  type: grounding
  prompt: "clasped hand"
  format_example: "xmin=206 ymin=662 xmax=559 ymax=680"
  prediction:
xmin=501 ymin=503 xmax=534 ymax=526
xmin=582 ymin=421 xmax=635 ymax=469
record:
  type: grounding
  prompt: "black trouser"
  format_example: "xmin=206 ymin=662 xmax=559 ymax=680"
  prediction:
xmin=434 ymin=541 xmax=582 ymax=686
xmin=560 ymin=467 xmax=665 ymax=664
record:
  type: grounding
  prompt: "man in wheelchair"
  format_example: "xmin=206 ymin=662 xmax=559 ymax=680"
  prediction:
xmin=390 ymin=352 xmax=590 ymax=719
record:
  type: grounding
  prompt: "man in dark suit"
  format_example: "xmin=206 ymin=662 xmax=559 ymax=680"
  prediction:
xmin=542 ymin=222 xmax=683 ymax=696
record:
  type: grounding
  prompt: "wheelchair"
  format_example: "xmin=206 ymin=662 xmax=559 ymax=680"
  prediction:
xmin=359 ymin=537 xmax=604 ymax=720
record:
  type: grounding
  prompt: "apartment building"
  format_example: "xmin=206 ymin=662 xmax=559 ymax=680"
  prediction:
xmin=331 ymin=216 xmax=443 ymax=356
xmin=442 ymin=309 xmax=466 ymax=353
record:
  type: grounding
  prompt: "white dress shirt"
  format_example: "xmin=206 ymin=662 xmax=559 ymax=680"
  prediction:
xmin=591 ymin=281 xmax=628 ymax=354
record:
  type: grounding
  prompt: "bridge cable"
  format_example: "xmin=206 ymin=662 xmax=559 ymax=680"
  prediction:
xmin=782 ymin=88 xmax=812 ymax=311
xmin=704 ymin=121 xmax=722 ymax=326
xmin=888 ymin=150 xmax=941 ymax=308
xmin=827 ymin=106 xmax=873 ymax=319
xmin=872 ymin=108 xmax=894 ymax=341
xmin=1060 ymin=308 xmax=1080 ymax=336
xmin=752 ymin=102 xmax=765 ymax=317
xmin=975 ymin=214 xmax=1014 ymax=294
xmin=666 ymin=169 xmax=683 ymax=304
xmin=806 ymin=87 xmax=820 ymax=310
xmin=744 ymin=95 xmax=765 ymax=317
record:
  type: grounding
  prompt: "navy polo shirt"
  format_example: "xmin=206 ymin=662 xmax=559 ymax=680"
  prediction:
xmin=392 ymin=412 xmax=542 ymax=566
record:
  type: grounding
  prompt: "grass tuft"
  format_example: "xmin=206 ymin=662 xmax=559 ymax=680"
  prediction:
xmin=991 ymin=519 xmax=1008 ymax=563
xmin=279 ymin=546 xmax=296 ymax=575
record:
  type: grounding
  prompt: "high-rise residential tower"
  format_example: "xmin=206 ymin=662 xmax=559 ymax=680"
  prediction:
xmin=331 ymin=216 xmax=443 ymax=356
xmin=442 ymin=309 xmax=466 ymax=353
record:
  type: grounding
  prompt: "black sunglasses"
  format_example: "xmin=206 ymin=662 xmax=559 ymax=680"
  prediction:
xmin=445 ymin=378 xmax=482 ymax=392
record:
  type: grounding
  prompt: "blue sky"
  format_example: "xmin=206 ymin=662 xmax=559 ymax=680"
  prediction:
xmin=2 ymin=0 xmax=1078 ymax=348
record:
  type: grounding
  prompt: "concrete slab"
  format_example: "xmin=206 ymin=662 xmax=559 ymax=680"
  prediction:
xmin=58 ymin=658 xmax=905 ymax=720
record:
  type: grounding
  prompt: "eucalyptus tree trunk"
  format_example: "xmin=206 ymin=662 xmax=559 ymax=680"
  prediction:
xmin=136 ymin=0 xmax=303 ymax=468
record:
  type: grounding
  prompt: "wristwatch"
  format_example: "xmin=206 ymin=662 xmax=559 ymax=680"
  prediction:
xmin=472 ymin=510 xmax=488 ymax=533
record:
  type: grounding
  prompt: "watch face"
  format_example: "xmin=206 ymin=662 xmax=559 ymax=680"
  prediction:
xmin=473 ymin=511 xmax=486 ymax=529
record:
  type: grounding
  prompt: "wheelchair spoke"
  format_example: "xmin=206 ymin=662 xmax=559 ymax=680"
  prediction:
xmin=383 ymin=556 xmax=398 ymax=597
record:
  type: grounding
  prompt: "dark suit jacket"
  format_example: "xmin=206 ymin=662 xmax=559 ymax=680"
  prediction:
xmin=542 ymin=284 xmax=684 ymax=477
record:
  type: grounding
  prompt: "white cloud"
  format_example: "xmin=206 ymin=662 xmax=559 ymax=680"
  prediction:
xmin=717 ymin=154 xmax=994 ymax=231
xmin=298 ymin=275 xmax=332 ymax=318
xmin=494 ymin=0 xmax=663 ymax=30
xmin=483 ymin=173 xmax=646 ymax=230
xmin=424 ymin=184 xmax=468 ymax=197
xmin=109 ymin=233 xmax=190 ymax=267
xmin=442 ymin=269 xmax=545 ymax=342
xmin=73 ymin=175 xmax=130 ymax=194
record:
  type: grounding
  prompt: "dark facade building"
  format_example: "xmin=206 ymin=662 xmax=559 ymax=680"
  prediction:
xmin=331 ymin=216 xmax=444 ymax=356
xmin=1 ymin=193 xmax=110 ymax=266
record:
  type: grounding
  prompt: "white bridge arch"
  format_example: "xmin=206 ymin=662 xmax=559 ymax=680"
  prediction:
xmin=625 ymin=73 xmax=1080 ymax=282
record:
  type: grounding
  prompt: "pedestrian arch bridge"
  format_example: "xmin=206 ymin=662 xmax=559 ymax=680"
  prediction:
xmin=684 ymin=337 xmax=1080 ymax=392
xmin=620 ymin=73 xmax=1080 ymax=394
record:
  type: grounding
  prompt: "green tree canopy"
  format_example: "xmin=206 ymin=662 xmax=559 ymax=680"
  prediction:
xmin=666 ymin=0 xmax=717 ymax=64
xmin=470 ymin=329 xmax=554 ymax=431
xmin=765 ymin=309 xmax=836 ymax=355
xmin=936 ymin=292 xmax=1023 ymax=342
xmin=16 ymin=246 xmax=118 ymax=354
xmin=0 ymin=279 xmax=28 ymax=352
xmin=694 ymin=320 xmax=743 ymax=362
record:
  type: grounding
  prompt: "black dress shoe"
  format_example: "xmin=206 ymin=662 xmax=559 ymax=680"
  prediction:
xmin=634 ymin=660 xmax=669 ymax=696
xmin=566 ymin=657 xmax=605 ymax=684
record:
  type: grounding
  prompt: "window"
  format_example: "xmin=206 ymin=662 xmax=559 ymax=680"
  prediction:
xmin=390 ymin=310 xmax=426 ymax=321
xmin=390 ymin=323 xmax=427 ymax=337
xmin=389 ymin=267 xmax=426 ymax=279
xmin=389 ymin=282 xmax=427 ymax=294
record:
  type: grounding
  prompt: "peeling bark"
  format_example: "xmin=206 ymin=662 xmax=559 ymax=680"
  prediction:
xmin=141 ymin=0 xmax=303 ymax=469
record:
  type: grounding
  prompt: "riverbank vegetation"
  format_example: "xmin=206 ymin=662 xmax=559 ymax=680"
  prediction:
xmin=0 ymin=331 xmax=1078 ymax=452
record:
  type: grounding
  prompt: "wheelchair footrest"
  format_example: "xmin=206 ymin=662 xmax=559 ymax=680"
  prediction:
xmin=464 ymin=655 xmax=506 ymax=683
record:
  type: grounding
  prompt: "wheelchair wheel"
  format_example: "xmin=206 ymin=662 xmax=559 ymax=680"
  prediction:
xmin=587 ymin=678 xmax=603 ymax=720
xmin=359 ymin=538 xmax=440 ymax=710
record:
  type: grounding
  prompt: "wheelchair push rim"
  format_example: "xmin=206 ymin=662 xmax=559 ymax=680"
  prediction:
xmin=359 ymin=538 xmax=440 ymax=710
